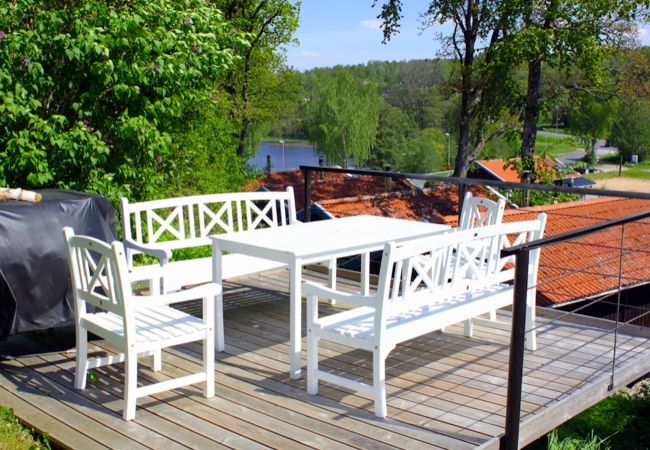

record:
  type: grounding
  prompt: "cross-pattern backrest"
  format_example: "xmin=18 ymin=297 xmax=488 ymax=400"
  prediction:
xmin=63 ymin=228 xmax=131 ymax=322
xmin=120 ymin=188 xmax=297 ymax=252
xmin=459 ymin=192 xmax=506 ymax=230
xmin=374 ymin=215 xmax=546 ymax=333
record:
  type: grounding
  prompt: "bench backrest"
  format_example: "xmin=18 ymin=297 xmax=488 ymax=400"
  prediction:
xmin=120 ymin=187 xmax=297 ymax=252
xmin=458 ymin=191 xmax=506 ymax=230
xmin=63 ymin=227 xmax=134 ymax=335
xmin=374 ymin=215 xmax=547 ymax=335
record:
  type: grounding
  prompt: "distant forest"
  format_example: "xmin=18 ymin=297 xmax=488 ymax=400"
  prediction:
xmin=268 ymin=49 xmax=650 ymax=175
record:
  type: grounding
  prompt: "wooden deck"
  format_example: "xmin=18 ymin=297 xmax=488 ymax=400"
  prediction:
xmin=1 ymin=270 xmax=650 ymax=449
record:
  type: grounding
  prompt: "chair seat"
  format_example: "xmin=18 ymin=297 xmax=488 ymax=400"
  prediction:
xmin=315 ymin=283 xmax=513 ymax=342
xmin=130 ymin=254 xmax=288 ymax=287
xmin=82 ymin=305 xmax=208 ymax=344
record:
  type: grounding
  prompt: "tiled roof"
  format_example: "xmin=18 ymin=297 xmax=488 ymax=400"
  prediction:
xmin=318 ymin=185 xmax=491 ymax=224
xmin=252 ymin=169 xmax=415 ymax=211
xmin=474 ymin=156 xmax=580 ymax=183
xmin=498 ymin=198 xmax=650 ymax=306
xmin=318 ymin=191 xmax=650 ymax=307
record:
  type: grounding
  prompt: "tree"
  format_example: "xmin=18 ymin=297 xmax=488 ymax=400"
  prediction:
xmin=610 ymin=99 xmax=650 ymax=162
xmin=0 ymin=0 xmax=244 ymax=201
xmin=216 ymin=0 xmax=300 ymax=156
xmin=400 ymin=128 xmax=447 ymax=173
xmin=369 ymin=103 xmax=418 ymax=170
xmin=567 ymin=95 xmax=616 ymax=164
xmin=375 ymin=0 xmax=521 ymax=177
xmin=304 ymin=69 xmax=382 ymax=166
xmin=501 ymin=0 xmax=649 ymax=172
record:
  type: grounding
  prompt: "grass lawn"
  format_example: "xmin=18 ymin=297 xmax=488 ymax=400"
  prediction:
xmin=0 ymin=406 xmax=50 ymax=449
xmin=587 ymin=162 xmax=650 ymax=180
xmin=536 ymin=134 xmax=582 ymax=157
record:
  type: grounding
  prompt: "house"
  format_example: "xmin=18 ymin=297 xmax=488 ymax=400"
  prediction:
xmin=312 ymin=190 xmax=650 ymax=317
xmin=472 ymin=156 xmax=596 ymax=189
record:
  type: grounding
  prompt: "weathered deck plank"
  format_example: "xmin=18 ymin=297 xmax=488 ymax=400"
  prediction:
xmin=0 ymin=269 xmax=649 ymax=450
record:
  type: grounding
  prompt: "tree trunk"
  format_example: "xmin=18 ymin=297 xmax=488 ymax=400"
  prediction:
xmin=452 ymin=28 xmax=476 ymax=178
xmin=521 ymin=55 xmax=543 ymax=169
xmin=236 ymin=52 xmax=252 ymax=157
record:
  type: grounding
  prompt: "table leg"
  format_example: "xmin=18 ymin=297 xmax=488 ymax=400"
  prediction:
xmin=289 ymin=259 xmax=302 ymax=380
xmin=212 ymin=241 xmax=225 ymax=352
xmin=361 ymin=252 xmax=370 ymax=296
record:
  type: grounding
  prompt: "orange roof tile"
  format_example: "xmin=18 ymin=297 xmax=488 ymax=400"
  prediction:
xmin=253 ymin=170 xmax=415 ymax=211
xmin=498 ymin=198 xmax=650 ymax=306
xmin=319 ymin=185 xmax=491 ymax=224
xmin=318 ymin=191 xmax=650 ymax=307
xmin=474 ymin=157 xmax=580 ymax=183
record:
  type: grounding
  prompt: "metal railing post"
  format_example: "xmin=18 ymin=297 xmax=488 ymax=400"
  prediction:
xmin=501 ymin=248 xmax=530 ymax=450
xmin=304 ymin=168 xmax=312 ymax=222
xmin=458 ymin=184 xmax=467 ymax=224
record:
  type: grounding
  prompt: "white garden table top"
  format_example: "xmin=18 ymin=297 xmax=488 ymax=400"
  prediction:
xmin=211 ymin=215 xmax=450 ymax=379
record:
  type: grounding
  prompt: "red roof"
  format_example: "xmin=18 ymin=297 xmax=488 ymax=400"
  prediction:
xmin=499 ymin=198 xmax=650 ymax=306
xmin=319 ymin=185 xmax=490 ymax=224
xmin=474 ymin=156 xmax=580 ymax=183
xmin=317 ymin=191 xmax=650 ymax=307
xmin=252 ymin=169 xmax=415 ymax=211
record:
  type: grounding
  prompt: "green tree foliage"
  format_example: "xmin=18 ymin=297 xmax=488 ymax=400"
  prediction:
xmin=375 ymin=0 xmax=521 ymax=178
xmin=609 ymin=99 xmax=650 ymax=162
xmin=368 ymin=103 xmax=417 ymax=169
xmin=496 ymin=0 xmax=649 ymax=165
xmin=304 ymin=69 xmax=382 ymax=166
xmin=400 ymin=128 xmax=447 ymax=173
xmin=567 ymin=95 xmax=617 ymax=164
xmin=0 ymin=0 xmax=243 ymax=201
xmin=217 ymin=0 xmax=300 ymax=156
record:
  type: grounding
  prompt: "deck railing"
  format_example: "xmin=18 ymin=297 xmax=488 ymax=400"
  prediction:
xmin=300 ymin=164 xmax=650 ymax=449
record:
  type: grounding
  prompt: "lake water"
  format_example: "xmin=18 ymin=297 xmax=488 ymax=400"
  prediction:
xmin=248 ymin=141 xmax=323 ymax=171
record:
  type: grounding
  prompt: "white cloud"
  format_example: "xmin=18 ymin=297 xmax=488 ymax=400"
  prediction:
xmin=359 ymin=19 xmax=382 ymax=30
xmin=638 ymin=26 xmax=650 ymax=43
xmin=302 ymin=50 xmax=320 ymax=58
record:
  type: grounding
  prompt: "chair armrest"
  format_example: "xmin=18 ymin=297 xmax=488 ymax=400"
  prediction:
xmin=134 ymin=282 xmax=221 ymax=308
xmin=302 ymin=281 xmax=375 ymax=308
xmin=123 ymin=239 xmax=172 ymax=265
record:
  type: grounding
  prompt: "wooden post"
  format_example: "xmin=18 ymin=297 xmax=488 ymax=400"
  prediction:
xmin=304 ymin=168 xmax=312 ymax=222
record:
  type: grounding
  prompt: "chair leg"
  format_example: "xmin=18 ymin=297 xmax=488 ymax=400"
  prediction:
xmin=464 ymin=318 xmax=473 ymax=337
xmin=123 ymin=350 xmax=138 ymax=421
xmin=373 ymin=349 xmax=387 ymax=419
xmin=307 ymin=332 xmax=319 ymax=395
xmin=328 ymin=259 xmax=337 ymax=304
xmin=151 ymin=348 xmax=162 ymax=372
xmin=74 ymin=327 xmax=88 ymax=390
xmin=204 ymin=330 xmax=215 ymax=399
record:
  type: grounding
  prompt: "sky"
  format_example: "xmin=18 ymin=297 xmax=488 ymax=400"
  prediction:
xmin=285 ymin=1 xmax=650 ymax=72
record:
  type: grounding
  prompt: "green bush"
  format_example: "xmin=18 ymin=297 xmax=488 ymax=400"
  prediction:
xmin=0 ymin=0 xmax=245 ymax=203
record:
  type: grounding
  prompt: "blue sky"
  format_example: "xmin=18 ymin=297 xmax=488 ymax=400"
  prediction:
xmin=285 ymin=1 xmax=650 ymax=71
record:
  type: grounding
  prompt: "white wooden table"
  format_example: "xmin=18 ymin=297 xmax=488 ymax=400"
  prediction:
xmin=210 ymin=215 xmax=450 ymax=379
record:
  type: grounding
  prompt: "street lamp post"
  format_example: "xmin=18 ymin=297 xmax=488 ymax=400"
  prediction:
xmin=279 ymin=140 xmax=285 ymax=171
xmin=444 ymin=132 xmax=451 ymax=171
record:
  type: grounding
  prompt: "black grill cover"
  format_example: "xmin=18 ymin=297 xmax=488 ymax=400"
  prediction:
xmin=0 ymin=190 xmax=117 ymax=338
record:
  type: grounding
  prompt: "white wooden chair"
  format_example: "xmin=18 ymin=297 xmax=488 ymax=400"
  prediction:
xmin=63 ymin=227 xmax=219 ymax=421
xmin=458 ymin=191 xmax=506 ymax=331
xmin=303 ymin=216 xmax=546 ymax=418
xmin=459 ymin=191 xmax=506 ymax=230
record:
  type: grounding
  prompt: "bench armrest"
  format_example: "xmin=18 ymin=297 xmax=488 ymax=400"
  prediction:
xmin=123 ymin=239 xmax=172 ymax=265
xmin=302 ymin=281 xmax=376 ymax=308
xmin=133 ymin=282 xmax=221 ymax=308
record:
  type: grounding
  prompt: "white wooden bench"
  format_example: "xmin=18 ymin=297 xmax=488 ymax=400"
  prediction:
xmin=303 ymin=215 xmax=546 ymax=418
xmin=120 ymin=188 xmax=297 ymax=295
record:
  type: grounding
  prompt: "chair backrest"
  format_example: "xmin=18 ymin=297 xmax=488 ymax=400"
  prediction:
xmin=120 ymin=187 xmax=297 ymax=251
xmin=63 ymin=227 xmax=131 ymax=324
xmin=459 ymin=192 xmax=506 ymax=230
xmin=374 ymin=215 xmax=547 ymax=334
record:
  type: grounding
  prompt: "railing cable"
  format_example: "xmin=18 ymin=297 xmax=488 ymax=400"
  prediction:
xmin=609 ymin=223 xmax=626 ymax=391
